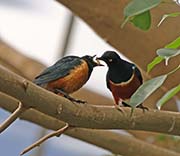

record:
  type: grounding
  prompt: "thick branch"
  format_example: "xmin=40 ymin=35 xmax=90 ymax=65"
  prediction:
xmin=0 ymin=40 xmax=45 ymax=80
xmin=0 ymin=66 xmax=180 ymax=135
xmin=56 ymin=0 xmax=180 ymax=95
xmin=0 ymin=40 xmax=178 ymax=150
xmin=0 ymin=92 xmax=179 ymax=156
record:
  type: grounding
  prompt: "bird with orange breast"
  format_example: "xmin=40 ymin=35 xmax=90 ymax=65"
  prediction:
xmin=34 ymin=54 xmax=103 ymax=103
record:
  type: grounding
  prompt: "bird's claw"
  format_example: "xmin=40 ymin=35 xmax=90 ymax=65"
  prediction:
xmin=138 ymin=104 xmax=149 ymax=113
xmin=54 ymin=89 xmax=86 ymax=104
xmin=114 ymin=105 xmax=125 ymax=115
xmin=71 ymin=98 xmax=87 ymax=104
xmin=64 ymin=95 xmax=86 ymax=104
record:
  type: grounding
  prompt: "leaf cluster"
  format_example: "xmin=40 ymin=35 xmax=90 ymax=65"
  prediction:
xmin=123 ymin=0 xmax=180 ymax=109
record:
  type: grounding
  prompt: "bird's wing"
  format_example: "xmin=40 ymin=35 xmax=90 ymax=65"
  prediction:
xmin=106 ymin=72 xmax=111 ymax=91
xmin=33 ymin=56 xmax=82 ymax=85
xmin=134 ymin=66 xmax=143 ymax=84
xmin=124 ymin=60 xmax=143 ymax=84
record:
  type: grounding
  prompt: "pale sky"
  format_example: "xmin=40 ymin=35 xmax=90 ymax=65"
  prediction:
xmin=0 ymin=0 xmax=121 ymax=98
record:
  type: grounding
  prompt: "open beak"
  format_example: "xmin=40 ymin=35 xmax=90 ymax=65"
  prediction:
xmin=92 ymin=55 xmax=104 ymax=66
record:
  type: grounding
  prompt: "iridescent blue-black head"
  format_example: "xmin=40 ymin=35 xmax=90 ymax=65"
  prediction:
xmin=96 ymin=51 xmax=122 ymax=67
xmin=81 ymin=55 xmax=104 ymax=68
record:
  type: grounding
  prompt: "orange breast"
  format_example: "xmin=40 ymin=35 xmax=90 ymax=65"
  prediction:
xmin=109 ymin=73 xmax=141 ymax=104
xmin=47 ymin=60 xmax=89 ymax=94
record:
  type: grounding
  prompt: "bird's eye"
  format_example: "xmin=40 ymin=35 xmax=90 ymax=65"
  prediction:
xmin=109 ymin=59 xmax=113 ymax=62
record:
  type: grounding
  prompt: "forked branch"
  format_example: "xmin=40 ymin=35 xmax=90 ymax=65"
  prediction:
xmin=0 ymin=101 xmax=26 ymax=133
xmin=1 ymin=95 xmax=180 ymax=156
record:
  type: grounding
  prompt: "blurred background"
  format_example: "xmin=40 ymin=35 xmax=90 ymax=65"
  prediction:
xmin=1 ymin=1 xmax=180 ymax=156
xmin=0 ymin=0 xmax=121 ymax=155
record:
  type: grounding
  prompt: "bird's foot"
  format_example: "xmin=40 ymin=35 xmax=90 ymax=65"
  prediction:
xmin=67 ymin=96 xmax=87 ymax=104
xmin=121 ymin=100 xmax=148 ymax=113
xmin=55 ymin=89 xmax=86 ymax=104
xmin=122 ymin=101 xmax=130 ymax=107
xmin=137 ymin=104 xmax=149 ymax=113
xmin=114 ymin=105 xmax=125 ymax=114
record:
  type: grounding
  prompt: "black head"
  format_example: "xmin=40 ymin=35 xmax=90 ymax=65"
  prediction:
xmin=81 ymin=55 xmax=103 ymax=68
xmin=96 ymin=51 xmax=121 ymax=67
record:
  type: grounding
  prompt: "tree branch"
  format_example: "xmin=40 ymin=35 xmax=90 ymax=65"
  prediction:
xmin=0 ymin=0 xmax=179 ymax=152
xmin=0 ymin=40 xmax=178 ymax=150
xmin=0 ymin=92 xmax=179 ymax=156
xmin=0 ymin=40 xmax=45 ymax=80
xmin=0 ymin=101 xmax=26 ymax=133
xmin=0 ymin=66 xmax=180 ymax=136
xmin=20 ymin=123 xmax=69 ymax=155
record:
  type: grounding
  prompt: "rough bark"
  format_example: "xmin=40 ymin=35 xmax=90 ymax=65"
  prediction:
xmin=1 ymin=92 xmax=179 ymax=156
xmin=0 ymin=66 xmax=180 ymax=136
xmin=1 ymin=33 xmax=179 ymax=153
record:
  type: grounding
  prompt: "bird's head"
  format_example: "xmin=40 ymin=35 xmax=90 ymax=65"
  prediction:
xmin=81 ymin=55 xmax=104 ymax=67
xmin=96 ymin=51 xmax=121 ymax=67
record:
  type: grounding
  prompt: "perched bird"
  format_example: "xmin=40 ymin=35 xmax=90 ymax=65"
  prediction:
xmin=97 ymin=51 xmax=147 ymax=110
xmin=34 ymin=55 xmax=103 ymax=103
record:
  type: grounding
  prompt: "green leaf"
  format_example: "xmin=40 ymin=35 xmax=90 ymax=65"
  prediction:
xmin=167 ymin=64 xmax=180 ymax=76
xmin=129 ymin=75 xmax=167 ymax=108
xmin=124 ymin=0 xmax=162 ymax=17
xmin=157 ymin=48 xmax=180 ymax=65
xmin=130 ymin=11 xmax=151 ymax=30
xmin=129 ymin=65 xmax=179 ymax=108
xmin=147 ymin=36 xmax=180 ymax=72
xmin=147 ymin=56 xmax=163 ymax=72
xmin=156 ymin=84 xmax=180 ymax=110
xmin=158 ymin=12 xmax=180 ymax=27
xmin=122 ymin=0 xmax=161 ymax=29
xmin=165 ymin=36 xmax=180 ymax=49
xmin=157 ymin=48 xmax=180 ymax=57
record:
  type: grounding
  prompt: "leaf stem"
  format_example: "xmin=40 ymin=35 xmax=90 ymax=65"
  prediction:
xmin=167 ymin=64 xmax=180 ymax=76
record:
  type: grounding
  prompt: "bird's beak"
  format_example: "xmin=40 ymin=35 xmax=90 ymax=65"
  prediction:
xmin=93 ymin=55 xmax=104 ymax=66
xmin=95 ymin=56 xmax=105 ymax=66
xmin=96 ymin=56 xmax=103 ymax=61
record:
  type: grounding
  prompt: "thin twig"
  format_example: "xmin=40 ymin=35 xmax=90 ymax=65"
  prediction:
xmin=20 ymin=123 xmax=69 ymax=155
xmin=0 ymin=101 xmax=26 ymax=133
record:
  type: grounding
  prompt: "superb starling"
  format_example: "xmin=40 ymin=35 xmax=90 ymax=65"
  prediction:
xmin=97 ymin=51 xmax=147 ymax=110
xmin=34 ymin=55 xmax=102 ymax=103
